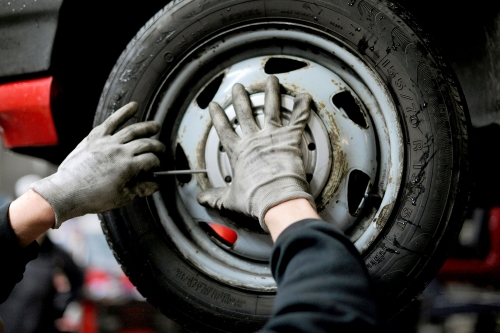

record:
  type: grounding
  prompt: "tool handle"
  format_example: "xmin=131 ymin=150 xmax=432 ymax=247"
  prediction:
xmin=153 ymin=170 xmax=207 ymax=176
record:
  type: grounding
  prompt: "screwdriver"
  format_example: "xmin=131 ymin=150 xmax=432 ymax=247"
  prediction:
xmin=153 ymin=170 xmax=207 ymax=176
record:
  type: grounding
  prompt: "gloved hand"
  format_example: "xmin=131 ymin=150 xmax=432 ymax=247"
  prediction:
xmin=197 ymin=75 xmax=316 ymax=232
xmin=31 ymin=102 xmax=165 ymax=228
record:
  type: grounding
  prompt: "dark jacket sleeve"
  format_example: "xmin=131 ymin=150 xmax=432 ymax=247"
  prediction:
xmin=0 ymin=203 xmax=39 ymax=303
xmin=260 ymin=219 xmax=380 ymax=333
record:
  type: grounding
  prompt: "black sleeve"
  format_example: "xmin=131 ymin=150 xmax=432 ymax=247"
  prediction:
xmin=0 ymin=203 xmax=39 ymax=304
xmin=260 ymin=219 xmax=380 ymax=333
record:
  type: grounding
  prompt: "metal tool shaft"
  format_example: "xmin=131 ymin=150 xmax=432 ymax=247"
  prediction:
xmin=153 ymin=170 xmax=207 ymax=176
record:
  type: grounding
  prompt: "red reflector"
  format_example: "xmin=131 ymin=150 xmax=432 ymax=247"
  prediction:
xmin=207 ymin=223 xmax=238 ymax=246
xmin=0 ymin=76 xmax=58 ymax=148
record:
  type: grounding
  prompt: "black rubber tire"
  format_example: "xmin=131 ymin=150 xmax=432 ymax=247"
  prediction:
xmin=94 ymin=1 xmax=471 ymax=332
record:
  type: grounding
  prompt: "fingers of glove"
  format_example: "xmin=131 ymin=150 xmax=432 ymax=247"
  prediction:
xmin=264 ymin=75 xmax=282 ymax=128
xmin=289 ymin=93 xmax=312 ymax=129
xmin=99 ymin=102 xmax=139 ymax=136
xmin=127 ymin=138 xmax=166 ymax=156
xmin=232 ymin=84 xmax=259 ymax=136
xmin=209 ymin=102 xmax=239 ymax=152
xmin=196 ymin=186 xmax=230 ymax=210
xmin=114 ymin=121 xmax=161 ymax=144
xmin=132 ymin=152 xmax=161 ymax=173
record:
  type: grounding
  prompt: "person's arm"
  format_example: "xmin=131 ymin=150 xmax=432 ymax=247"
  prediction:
xmin=197 ymin=76 xmax=380 ymax=332
xmin=260 ymin=200 xmax=379 ymax=333
xmin=7 ymin=101 xmax=164 ymax=247
xmin=0 ymin=203 xmax=40 ymax=304
xmin=0 ymin=101 xmax=165 ymax=304
xmin=264 ymin=198 xmax=319 ymax=242
xmin=8 ymin=189 xmax=55 ymax=247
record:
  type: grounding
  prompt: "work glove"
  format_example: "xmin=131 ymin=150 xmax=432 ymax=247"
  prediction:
xmin=31 ymin=102 xmax=165 ymax=228
xmin=197 ymin=75 xmax=316 ymax=232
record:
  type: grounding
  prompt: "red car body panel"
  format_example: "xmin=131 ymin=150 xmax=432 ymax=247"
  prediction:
xmin=0 ymin=77 xmax=58 ymax=148
xmin=439 ymin=207 xmax=500 ymax=283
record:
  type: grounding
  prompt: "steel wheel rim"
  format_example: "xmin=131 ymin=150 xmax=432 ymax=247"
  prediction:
xmin=150 ymin=23 xmax=404 ymax=291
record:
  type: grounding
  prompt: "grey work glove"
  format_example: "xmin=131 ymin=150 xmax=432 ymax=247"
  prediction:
xmin=197 ymin=75 xmax=316 ymax=232
xmin=31 ymin=102 xmax=165 ymax=228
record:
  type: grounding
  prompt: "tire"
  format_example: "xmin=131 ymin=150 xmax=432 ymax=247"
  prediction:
xmin=95 ymin=0 xmax=471 ymax=331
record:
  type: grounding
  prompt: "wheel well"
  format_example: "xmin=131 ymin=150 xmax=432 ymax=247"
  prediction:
xmin=14 ymin=1 xmax=170 ymax=164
